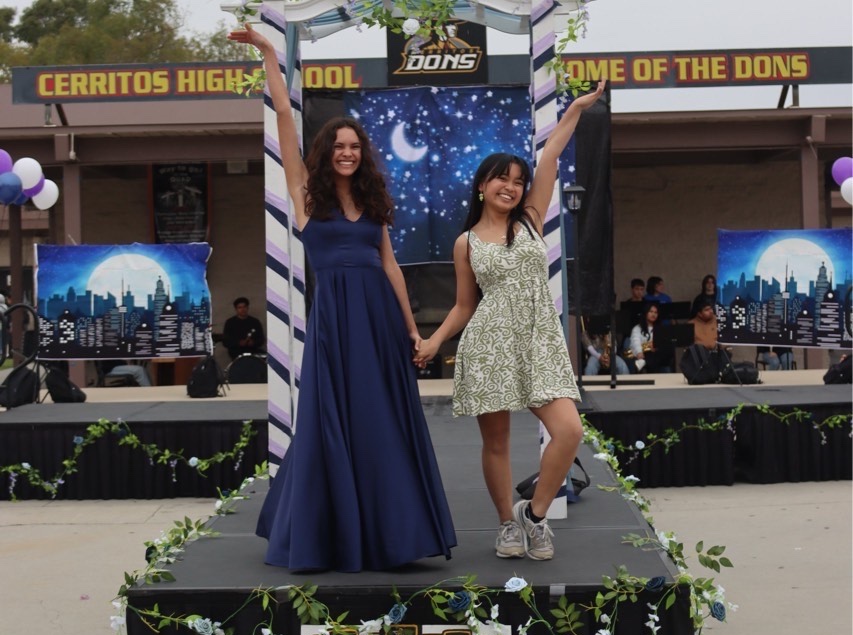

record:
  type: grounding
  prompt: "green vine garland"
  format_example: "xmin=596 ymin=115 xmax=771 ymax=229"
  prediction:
xmin=3 ymin=402 xmax=847 ymax=632
xmin=1 ymin=418 xmax=257 ymax=501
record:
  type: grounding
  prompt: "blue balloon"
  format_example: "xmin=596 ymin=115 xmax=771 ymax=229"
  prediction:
xmin=12 ymin=190 xmax=28 ymax=206
xmin=0 ymin=172 xmax=24 ymax=205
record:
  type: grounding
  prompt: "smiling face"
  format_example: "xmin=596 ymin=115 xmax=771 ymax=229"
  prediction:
xmin=479 ymin=162 xmax=526 ymax=213
xmin=331 ymin=127 xmax=362 ymax=178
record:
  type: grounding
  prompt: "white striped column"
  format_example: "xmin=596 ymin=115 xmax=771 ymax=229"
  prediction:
xmin=530 ymin=0 xmax=568 ymax=519
xmin=259 ymin=4 xmax=306 ymax=475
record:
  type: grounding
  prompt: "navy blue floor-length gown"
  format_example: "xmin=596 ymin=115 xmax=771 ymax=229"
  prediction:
xmin=256 ymin=211 xmax=457 ymax=572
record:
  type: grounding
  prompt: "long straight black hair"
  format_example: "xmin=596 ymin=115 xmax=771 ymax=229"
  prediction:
xmin=462 ymin=153 xmax=535 ymax=248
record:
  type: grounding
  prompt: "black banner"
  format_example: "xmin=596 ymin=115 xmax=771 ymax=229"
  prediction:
xmin=569 ymin=86 xmax=613 ymax=317
xmin=150 ymin=164 xmax=210 ymax=244
xmin=560 ymin=46 xmax=853 ymax=89
xmin=387 ymin=20 xmax=488 ymax=87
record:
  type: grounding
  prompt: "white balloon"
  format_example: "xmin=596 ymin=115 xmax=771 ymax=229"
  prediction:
xmin=842 ymin=178 xmax=853 ymax=206
xmin=31 ymin=179 xmax=59 ymax=210
xmin=11 ymin=157 xmax=43 ymax=189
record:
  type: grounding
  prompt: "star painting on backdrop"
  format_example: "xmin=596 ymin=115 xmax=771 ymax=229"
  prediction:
xmin=345 ymin=86 xmax=534 ymax=264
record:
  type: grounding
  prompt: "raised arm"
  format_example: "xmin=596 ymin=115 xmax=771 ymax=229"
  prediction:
xmin=228 ymin=23 xmax=309 ymax=228
xmin=525 ymin=81 xmax=605 ymax=227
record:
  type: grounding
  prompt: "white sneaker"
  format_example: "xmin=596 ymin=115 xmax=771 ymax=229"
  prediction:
xmin=512 ymin=500 xmax=554 ymax=560
xmin=495 ymin=520 xmax=525 ymax=558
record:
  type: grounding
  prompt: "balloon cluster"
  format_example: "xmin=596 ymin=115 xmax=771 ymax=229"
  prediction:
xmin=0 ymin=149 xmax=60 ymax=209
xmin=832 ymin=156 xmax=853 ymax=206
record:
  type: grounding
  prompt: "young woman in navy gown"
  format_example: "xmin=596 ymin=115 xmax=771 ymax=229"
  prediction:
xmin=228 ymin=24 xmax=456 ymax=572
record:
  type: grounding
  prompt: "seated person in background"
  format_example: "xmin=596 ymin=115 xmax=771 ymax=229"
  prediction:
xmin=628 ymin=303 xmax=672 ymax=373
xmin=624 ymin=278 xmax=647 ymax=328
xmin=644 ymin=276 xmax=672 ymax=304
xmin=102 ymin=360 xmax=152 ymax=386
xmin=223 ymin=296 xmax=266 ymax=360
xmin=757 ymin=346 xmax=793 ymax=370
xmin=690 ymin=274 xmax=718 ymax=318
xmin=688 ymin=300 xmax=718 ymax=350
xmin=581 ymin=323 xmax=630 ymax=376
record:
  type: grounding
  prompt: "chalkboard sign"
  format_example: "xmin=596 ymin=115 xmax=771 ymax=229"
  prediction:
xmin=150 ymin=163 xmax=210 ymax=244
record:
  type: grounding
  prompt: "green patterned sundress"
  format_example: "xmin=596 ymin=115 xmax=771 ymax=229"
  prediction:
xmin=452 ymin=227 xmax=581 ymax=417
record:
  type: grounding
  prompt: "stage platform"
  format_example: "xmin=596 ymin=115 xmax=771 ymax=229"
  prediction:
xmin=126 ymin=413 xmax=693 ymax=635
xmin=1 ymin=371 xmax=849 ymax=499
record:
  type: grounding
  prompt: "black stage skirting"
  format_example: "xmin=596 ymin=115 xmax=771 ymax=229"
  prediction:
xmin=0 ymin=401 xmax=268 ymax=500
xmin=127 ymin=412 xmax=693 ymax=635
xmin=0 ymin=383 xmax=849 ymax=500
xmin=580 ymin=384 xmax=852 ymax=487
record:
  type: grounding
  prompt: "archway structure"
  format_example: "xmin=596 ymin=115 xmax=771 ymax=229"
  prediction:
xmin=223 ymin=0 xmax=584 ymax=468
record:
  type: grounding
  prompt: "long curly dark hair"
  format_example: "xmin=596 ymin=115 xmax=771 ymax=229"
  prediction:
xmin=304 ymin=117 xmax=394 ymax=224
xmin=462 ymin=153 xmax=536 ymax=247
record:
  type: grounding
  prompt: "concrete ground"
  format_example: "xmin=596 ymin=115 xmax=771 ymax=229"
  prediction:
xmin=1 ymin=481 xmax=850 ymax=635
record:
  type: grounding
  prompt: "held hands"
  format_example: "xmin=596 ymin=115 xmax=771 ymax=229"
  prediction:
xmin=413 ymin=337 xmax=439 ymax=368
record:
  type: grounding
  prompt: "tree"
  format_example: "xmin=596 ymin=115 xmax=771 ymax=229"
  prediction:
xmin=0 ymin=7 xmax=16 ymax=43
xmin=2 ymin=0 xmax=248 ymax=76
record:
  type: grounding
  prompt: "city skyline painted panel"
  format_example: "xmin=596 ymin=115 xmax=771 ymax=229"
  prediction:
xmin=35 ymin=243 xmax=213 ymax=359
xmin=716 ymin=228 xmax=852 ymax=349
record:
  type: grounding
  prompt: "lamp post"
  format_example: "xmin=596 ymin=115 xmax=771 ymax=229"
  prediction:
xmin=560 ymin=183 xmax=585 ymax=388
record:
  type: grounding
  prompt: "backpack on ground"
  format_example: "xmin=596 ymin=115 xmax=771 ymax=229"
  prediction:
xmin=187 ymin=356 xmax=226 ymax=398
xmin=720 ymin=361 xmax=761 ymax=385
xmin=515 ymin=457 xmax=591 ymax=504
xmin=680 ymin=344 xmax=720 ymax=385
xmin=0 ymin=363 xmax=41 ymax=408
xmin=45 ymin=365 xmax=87 ymax=403
xmin=823 ymin=355 xmax=852 ymax=384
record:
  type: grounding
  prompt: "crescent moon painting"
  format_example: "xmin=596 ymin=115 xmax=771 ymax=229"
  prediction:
xmin=390 ymin=122 xmax=428 ymax=162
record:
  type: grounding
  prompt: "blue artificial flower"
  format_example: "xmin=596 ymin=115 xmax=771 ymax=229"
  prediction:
xmin=72 ymin=436 xmax=84 ymax=445
xmin=448 ymin=591 xmax=471 ymax=613
xmin=645 ymin=576 xmax=665 ymax=593
xmin=710 ymin=601 xmax=726 ymax=621
xmin=387 ymin=604 xmax=407 ymax=624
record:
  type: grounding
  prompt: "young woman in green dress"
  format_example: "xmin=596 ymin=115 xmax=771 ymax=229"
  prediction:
xmin=414 ymin=81 xmax=604 ymax=561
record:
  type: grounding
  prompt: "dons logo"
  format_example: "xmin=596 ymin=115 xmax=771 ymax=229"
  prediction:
xmin=395 ymin=24 xmax=484 ymax=75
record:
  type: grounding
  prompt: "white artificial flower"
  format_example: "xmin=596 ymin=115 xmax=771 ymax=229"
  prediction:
xmin=110 ymin=615 xmax=126 ymax=631
xmin=490 ymin=604 xmax=500 ymax=620
xmin=595 ymin=629 xmax=611 ymax=635
xmin=504 ymin=576 xmax=528 ymax=592
xmin=635 ymin=440 xmax=646 ymax=450
xmin=624 ymin=475 xmax=640 ymax=483
xmin=593 ymin=452 xmax=610 ymax=461
xmin=358 ymin=619 xmax=383 ymax=633
xmin=215 ymin=499 xmax=223 ymax=510
xmin=600 ymin=614 xmax=610 ymax=624
xmin=21 ymin=462 xmax=31 ymax=469
xmin=189 ymin=457 xmax=199 ymax=467
xmin=401 ymin=18 xmax=420 ymax=35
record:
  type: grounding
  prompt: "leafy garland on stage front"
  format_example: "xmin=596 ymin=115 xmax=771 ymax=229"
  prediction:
xmin=2 ymin=405 xmax=849 ymax=633
xmin=108 ymin=415 xmax=742 ymax=635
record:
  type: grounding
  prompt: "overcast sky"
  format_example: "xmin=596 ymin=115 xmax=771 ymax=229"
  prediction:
xmin=3 ymin=0 xmax=851 ymax=111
